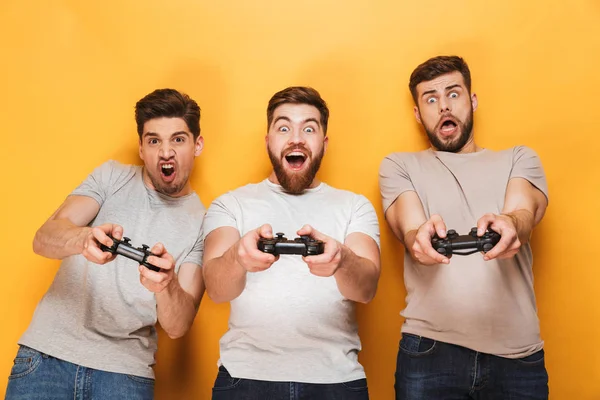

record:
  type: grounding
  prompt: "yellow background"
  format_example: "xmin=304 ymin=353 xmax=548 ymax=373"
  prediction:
xmin=1 ymin=1 xmax=599 ymax=399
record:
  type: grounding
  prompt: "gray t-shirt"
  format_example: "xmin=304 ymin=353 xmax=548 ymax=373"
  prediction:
xmin=379 ymin=146 xmax=548 ymax=358
xmin=203 ymin=179 xmax=380 ymax=383
xmin=20 ymin=160 xmax=205 ymax=378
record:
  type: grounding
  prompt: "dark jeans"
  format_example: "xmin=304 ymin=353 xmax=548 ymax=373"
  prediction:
xmin=5 ymin=345 xmax=154 ymax=400
xmin=212 ymin=366 xmax=369 ymax=400
xmin=395 ymin=333 xmax=549 ymax=400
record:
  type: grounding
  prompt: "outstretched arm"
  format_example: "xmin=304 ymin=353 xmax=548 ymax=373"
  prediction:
xmin=202 ymin=225 xmax=278 ymax=303
xmin=33 ymin=195 xmax=122 ymax=264
xmin=385 ymin=191 xmax=450 ymax=265
xmin=477 ymin=177 xmax=548 ymax=260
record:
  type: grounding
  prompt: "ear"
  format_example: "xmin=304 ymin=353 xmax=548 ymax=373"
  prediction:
xmin=138 ymin=139 xmax=144 ymax=161
xmin=414 ymin=106 xmax=423 ymax=125
xmin=265 ymin=133 xmax=269 ymax=150
xmin=194 ymin=135 xmax=204 ymax=157
xmin=471 ymin=93 xmax=478 ymax=112
xmin=323 ymin=135 xmax=329 ymax=154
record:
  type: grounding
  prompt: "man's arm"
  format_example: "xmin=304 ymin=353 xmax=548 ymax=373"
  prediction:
xmin=334 ymin=232 xmax=380 ymax=303
xmin=296 ymin=225 xmax=378 ymax=303
xmin=33 ymin=195 xmax=121 ymax=263
xmin=202 ymin=225 xmax=277 ymax=303
xmin=478 ymin=177 xmax=548 ymax=260
xmin=141 ymin=245 xmax=205 ymax=339
xmin=384 ymin=191 xmax=449 ymax=265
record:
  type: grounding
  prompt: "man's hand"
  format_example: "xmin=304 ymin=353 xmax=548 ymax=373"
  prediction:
xmin=476 ymin=213 xmax=520 ymax=261
xmin=139 ymin=242 xmax=176 ymax=293
xmin=236 ymin=224 xmax=278 ymax=272
xmin=81 ymin=223 xmax=124 ymax=265
xmin=410 ymin=214 xmax=450 ymax=265
xmin=297 ymin=225 xmax=343 ymax=277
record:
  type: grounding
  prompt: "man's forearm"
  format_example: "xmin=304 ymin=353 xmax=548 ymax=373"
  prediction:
xmin=334 ymin=246 xmax=380 ymax=304
xmin=156 ymin=279 xmax=199 ymax=339
xmin=502 ymin=209 xmax=536 ymax=244
xmin=203 ymin=244 xmax=247 ymax=303
xmin=33 ymin=219 xmax=91 ymax=260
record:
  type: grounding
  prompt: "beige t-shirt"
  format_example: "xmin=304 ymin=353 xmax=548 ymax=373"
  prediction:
xmin=379 ymin=146 xmax=548 ymax=358
xmin=20 ymin=160 xmax=205 ymax=378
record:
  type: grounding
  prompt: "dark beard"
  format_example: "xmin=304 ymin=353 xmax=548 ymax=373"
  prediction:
xmin=424 ymin=110 xmax=474 ymax=153
xmin=268 ymin=146 xmax=324 ymax=194
xmin=145 ymin=168 xmax=187 ymax=196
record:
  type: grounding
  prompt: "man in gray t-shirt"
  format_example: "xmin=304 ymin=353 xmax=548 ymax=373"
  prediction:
xmin=5 ymin=89 xmax=206 ymax=400
xmin=203 ymin=87 xmax=380 ymax=400
xmin=379 ymin=56 xmax=549 ymax=399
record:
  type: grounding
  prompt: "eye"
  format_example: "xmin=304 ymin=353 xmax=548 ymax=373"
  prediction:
xmin=174 ymin=136 xmax=185 ymax=143
xmin=427 ymin=97 xmax=437 ymax=104
xmin=304 ymin=127 xmax=315 ymax=133
xmin=149 ymin=138 xmax=159 ymax=145
xmin=449 ymin=92 xmax=459 ymax=99
xmin=278 ymin=126 xmax=290 ymax=132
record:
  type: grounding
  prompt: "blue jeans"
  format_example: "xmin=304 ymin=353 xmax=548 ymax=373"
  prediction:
xmin=212 ymin=366 xmax=369 ymax=400
xmin=5 ymin=345 xmax=155 ymax=400
xmin=395 ymin=333 xmax=549 ymax=400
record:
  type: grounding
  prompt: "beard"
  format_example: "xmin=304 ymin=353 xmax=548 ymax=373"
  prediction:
xmin=145 ymin=167 xmax=188 ymax=196
xmin=268 ymin=144 xmax=324 ymax=194
xmin=423 ymin=108 xmax=474 ymax=153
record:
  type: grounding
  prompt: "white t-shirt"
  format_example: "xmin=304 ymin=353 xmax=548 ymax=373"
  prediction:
xmin=203 ymin=179 xmax=380 ymax=383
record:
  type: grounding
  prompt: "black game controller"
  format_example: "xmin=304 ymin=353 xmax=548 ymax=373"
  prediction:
xmin=99 ymin=236 xmax=161 ymax=272
xmin=257 ymin=233 xmax=325 ymax=257
xmin=431 ymin=227 xmax=501 ymax=258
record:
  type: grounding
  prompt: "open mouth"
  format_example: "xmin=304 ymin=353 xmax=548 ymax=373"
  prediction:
xmin=284 ymin=151 xmax=307 ymax=170
xmin=439 ymin=117 xmax=458 ymax=136
xmin=160 ymin=163 xmax=175 ymax=178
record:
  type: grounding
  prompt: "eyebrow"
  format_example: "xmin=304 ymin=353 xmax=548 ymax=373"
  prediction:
xmin=273 ymin=116 xmax=320 ymax=126
xmin=445 ymin=84 xmax=462 ymax=92
xmin=273 ymin=116 xmax=291 ymax=125
xmin=421 ymin=84 xmax=463 ymax=98
xmin=142 ymin=130 xmax=191 ymax=139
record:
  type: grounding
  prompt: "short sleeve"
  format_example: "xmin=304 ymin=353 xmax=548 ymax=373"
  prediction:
xmin=347 ymin=195 xmax=381 ymax=248
xmin=70 ymin=160 xmax=136 ymax=206
xmin=181 ymin=221 xmax=205 ymax=267
xmin=510 ymin=146 xmax=549 ymax=202
xmin=378 ymin=153 xmax=415 ymax=213
xmin=202 ymin=192 xmax=242 ymax=240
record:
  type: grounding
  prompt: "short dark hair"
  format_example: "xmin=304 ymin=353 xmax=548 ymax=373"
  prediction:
xmin=135 ymin=89 xmax=201 ymax=139
xmin=267 ymin=86 xmax=329 ymax=134
xmin=409 ymin=56 xmax=472 ymax=103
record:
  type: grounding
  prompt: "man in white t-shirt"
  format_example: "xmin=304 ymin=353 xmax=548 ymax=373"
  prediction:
xmin=379 ymin=55 xmax=549 ymax=399
xmin=202 ymin=86 xmax=381 ymax=400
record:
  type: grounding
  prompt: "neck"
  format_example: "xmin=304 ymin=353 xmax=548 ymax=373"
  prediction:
xmin=456 ymin=139 xmax=480 ymax=154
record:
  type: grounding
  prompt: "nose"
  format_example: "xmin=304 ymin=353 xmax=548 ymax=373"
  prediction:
xmin=288 ymin=128 xmax=306 ymax=145
xmin=159 ymin=142 xmax=175 ymax=159
xmin=439 ymin=97 xmax=451 ymax=114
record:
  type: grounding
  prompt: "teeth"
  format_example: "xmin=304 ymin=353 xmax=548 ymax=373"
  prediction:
xmin=288 ymin=152 xmax=305 ymax=157
xmin=161 ymin=164 xmax=173 ymax=169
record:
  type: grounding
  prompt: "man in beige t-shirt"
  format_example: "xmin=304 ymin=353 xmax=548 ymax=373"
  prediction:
xmin=379 ymin=56 xmax=549 ymax=399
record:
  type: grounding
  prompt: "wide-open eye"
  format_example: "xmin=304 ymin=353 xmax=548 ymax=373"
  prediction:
xmin=427 ymin=97 xmax=437 ymax=104
xmin=278 ymin=126 xmax=290 ymax=132
xmin=304 ymin=126 xmax=315 ymax=133
xmin=449 ymin=92 xmax=459 ymax=99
